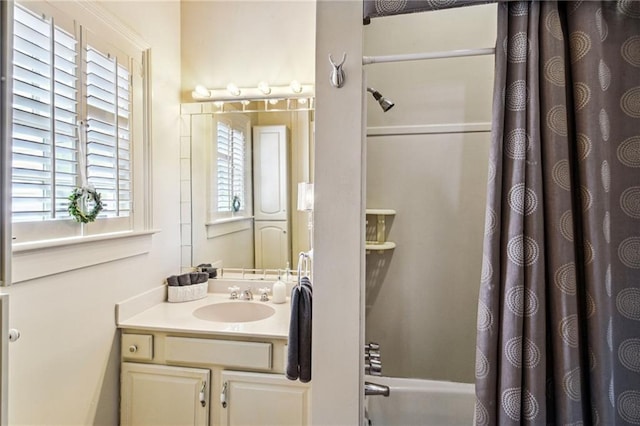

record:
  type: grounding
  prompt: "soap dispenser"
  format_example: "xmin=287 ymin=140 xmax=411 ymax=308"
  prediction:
xmin=272 ymin=275 xmax=286 ymax=304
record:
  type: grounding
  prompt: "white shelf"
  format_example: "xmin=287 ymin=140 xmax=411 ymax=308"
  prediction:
xmin=365 ymin=208 xmax=396 ymax=254
xmin=366 ymin=209 xmax=396 ymax=216
xmin=365 ymin=241 xmax=396 ymax=254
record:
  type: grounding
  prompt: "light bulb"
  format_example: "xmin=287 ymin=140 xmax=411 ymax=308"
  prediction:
xmin=258 ymin=81 xmax=271 ymax=95
xmin=290 ymin=80 xmax=302 ymax=94
xmin=226 ymin=83 xmax=241 ymax=96
xmin=194 ymin=85 xmax=210 ymax=97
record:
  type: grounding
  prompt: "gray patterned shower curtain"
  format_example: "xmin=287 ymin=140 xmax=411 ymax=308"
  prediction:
xmin=475 ymin=1 xmax=640 ymax=425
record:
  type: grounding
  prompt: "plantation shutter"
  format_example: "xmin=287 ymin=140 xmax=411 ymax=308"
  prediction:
xmin=231 ymin=127 xmax=245 ymax=211
xmin=216 ymin=120 xmax=233 ymax=212
xmin=85 ymin=43 xmax=131 ymax=218
xmin=11 ymin=5 xmax=79 ymax=222
xmin=215 ymin=119 xmax=247 ymax=214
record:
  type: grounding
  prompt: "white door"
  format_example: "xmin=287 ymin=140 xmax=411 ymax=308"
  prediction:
xmin=254 ymin=221 xmax=289 ymax=270
xmin=0 ymin=294 xmax=7 ymax=426
xmin=121 ymin=363 xmax=209 ymax=426
xmin=220 ymin=371 xmax=310 ymax=426
xmin=253 ymin=125 xmax=289 ymax=221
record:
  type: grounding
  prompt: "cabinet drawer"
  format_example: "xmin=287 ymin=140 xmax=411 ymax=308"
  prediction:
xmin=165 ymin=337 xmax=272 ymax=370
xmin=122 ymin=334 xmax=153 ymax=361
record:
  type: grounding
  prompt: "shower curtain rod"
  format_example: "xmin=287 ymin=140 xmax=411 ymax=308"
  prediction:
xmin=362 ymin=47 xmax=495 ymax=65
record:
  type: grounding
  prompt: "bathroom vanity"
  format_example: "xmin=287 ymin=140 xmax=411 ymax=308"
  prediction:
xmin=117 ymin=292 xmax=310 ymax=425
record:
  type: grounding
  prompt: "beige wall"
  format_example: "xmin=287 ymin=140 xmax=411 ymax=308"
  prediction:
xmin=5 ymin=1 xmax=181 ymax=424
xmin=180 ymin=0 xmax=316 ymax=101
xmin=363 ymin=4 xmax=496 ymax=383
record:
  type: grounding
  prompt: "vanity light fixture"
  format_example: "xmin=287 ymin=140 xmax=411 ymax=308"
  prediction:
xmin=290 ymin=80 xmax=303 ymax=94
xmin=226 ymin=83 xmax=241 ymax=97
xmin=258 ymin=81 xmax=271 ymax=95
xmin=194 ymin=84 xmax=210 ymax=98
xmin=298 ymin=182 xmax=315 ymax=258
xmin=297 ymin=182 xmax=314 ymax=212
xmin=191 ymin=83 xmax=314 ymax=102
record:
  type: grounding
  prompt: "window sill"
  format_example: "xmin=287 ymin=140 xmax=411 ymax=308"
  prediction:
xmin=11 ymin=229 xmax=161 ymax=284
xmin=206 ymin=217 xmax=253 ymax=239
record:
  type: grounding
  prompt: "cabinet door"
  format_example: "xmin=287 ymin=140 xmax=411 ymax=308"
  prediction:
xmin=220 ymin=371 xmax=310 ymax=426
xmin=253 ymin=125 xmax=289 ymax=221
xmin=254 ymin=221 xmax=290 ymax=270
xmin=121 ymin=362 xmax=209 ymax=426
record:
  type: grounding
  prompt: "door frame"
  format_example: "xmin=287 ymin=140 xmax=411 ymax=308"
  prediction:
xmin=312 ymin=1 xmax=366 ymax=424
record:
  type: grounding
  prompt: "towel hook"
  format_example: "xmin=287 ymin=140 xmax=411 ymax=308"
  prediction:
xmin=328 ymin=53 xmax=347 ymax=88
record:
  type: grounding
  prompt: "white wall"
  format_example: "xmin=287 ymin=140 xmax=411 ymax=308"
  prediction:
xmin=363 ymin=4 xmax=496 ymax=383
xmin=5 ymin=1 xmax=181 ymax=424
xmin=181 ymin=0 xmax=316 ymax=101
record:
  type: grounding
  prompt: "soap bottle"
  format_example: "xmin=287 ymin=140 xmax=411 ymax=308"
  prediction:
xmin=272 ymin=276 xmax=286 ymax=304
xmin=285 ymin=262 xmax=291 ymax=282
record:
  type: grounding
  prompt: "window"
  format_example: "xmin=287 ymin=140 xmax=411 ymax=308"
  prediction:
xmin=212 ymin=115 xmax=252 ymax=220
xmin=9 ymin=1 xmax=147 ymax=243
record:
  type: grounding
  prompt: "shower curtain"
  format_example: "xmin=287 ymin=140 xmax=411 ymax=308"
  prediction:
xmin=476 ymin=1 xmax=640 ymax=425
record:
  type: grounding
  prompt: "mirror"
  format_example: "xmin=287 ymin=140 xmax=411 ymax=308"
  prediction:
xmin=183 ymin=100 xmax=314 ymax=274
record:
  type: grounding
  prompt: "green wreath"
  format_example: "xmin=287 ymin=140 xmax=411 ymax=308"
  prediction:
xmin=232 ymin=195 xmax=241 ymax=212
xmin=68 ymin=186 xmax=104 ymax=223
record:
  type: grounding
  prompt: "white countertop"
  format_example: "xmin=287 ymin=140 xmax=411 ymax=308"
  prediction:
xmin=118 ymin=293 xmax=291 ymax=339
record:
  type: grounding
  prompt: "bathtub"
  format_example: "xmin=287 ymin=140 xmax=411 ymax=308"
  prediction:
xmin=365 ymin=376 xmax=475 ymax=426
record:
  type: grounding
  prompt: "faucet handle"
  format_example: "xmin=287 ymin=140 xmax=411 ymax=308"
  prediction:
xmin=365 ymin=363 xmax=383 ymax=376
xmin=365 ymin=342 xmax=380 ymax=351
xmin=258 ymin=287 xmax=270 ymax=302
xmin=228 ymin=286 xmax=240 ymax=299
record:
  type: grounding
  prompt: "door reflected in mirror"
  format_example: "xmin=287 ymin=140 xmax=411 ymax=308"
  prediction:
xmin=184 ymin=102 xmax=314 ymax=273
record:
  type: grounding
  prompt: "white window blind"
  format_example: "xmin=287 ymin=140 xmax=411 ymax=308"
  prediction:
xmin=216 ymin=120 xmax=246 ymax=213
xmin=11 ymin=5 xmax=79 ymax=222
xmin=10 ymin=2 xmax=134 ymax=233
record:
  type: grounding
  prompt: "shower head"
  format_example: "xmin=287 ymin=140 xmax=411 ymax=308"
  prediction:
xmin=367 ymin=87 xmax=395 ymax=112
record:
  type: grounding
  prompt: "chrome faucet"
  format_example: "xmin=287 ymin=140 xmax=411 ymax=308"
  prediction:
xmin=364 ymin=381 xmax=390 ymax=397
xmin=240 ymin=286 xmax=253 ymax=300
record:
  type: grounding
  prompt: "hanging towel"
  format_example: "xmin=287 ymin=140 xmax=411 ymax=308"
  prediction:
xmin=286 ymin=277 xmax=312 ymax=382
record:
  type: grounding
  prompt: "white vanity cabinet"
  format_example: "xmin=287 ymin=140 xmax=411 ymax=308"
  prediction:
xmin=120 ymin=331 xmax=310 ymax=426
xmin=220 ymin=371 xmax=310 ymax=426
xmin=121 ymin=363 xmax=209 ymax=426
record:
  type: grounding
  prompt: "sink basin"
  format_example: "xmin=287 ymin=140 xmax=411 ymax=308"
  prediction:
xmin=193 ymin=302 xmax=276 ymax=323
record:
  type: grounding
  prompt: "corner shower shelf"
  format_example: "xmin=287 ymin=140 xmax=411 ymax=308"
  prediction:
xmin=365 ymin=209 xmax=396 ymax=254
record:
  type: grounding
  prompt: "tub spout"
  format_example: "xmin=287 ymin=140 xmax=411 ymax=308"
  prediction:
xmin=364 ymin=381 xmax=390 ymax=397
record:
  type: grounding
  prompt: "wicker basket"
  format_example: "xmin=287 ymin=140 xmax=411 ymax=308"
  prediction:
xmin=167 ymin=282 xmax=208 ymax=303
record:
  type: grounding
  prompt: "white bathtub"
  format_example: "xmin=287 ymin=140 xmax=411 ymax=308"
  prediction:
xmin=365 ymin=376 xmax=475 ymax=426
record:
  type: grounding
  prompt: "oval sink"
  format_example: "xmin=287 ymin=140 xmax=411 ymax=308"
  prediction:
xmin=193 ymin=302 xmax=276 ymax=323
